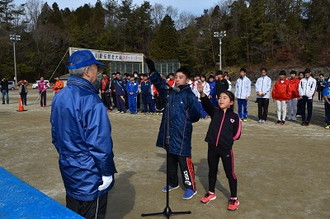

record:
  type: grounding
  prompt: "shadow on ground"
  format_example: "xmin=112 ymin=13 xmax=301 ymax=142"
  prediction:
xmin=106 ymin=171 xmax=136 ymax=218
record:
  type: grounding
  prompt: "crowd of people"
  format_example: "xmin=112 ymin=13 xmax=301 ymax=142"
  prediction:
xmin=95 ymin=67 xmax=330 ymax=128
xmin=0 ymin=76 xmax=65 ymax=107
xmin=2 ymin=49 xmax=328 ymax=218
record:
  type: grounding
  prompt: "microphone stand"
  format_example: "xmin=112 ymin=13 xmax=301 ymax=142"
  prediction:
xmin=141 ymin=88 xmax=191 ymax=218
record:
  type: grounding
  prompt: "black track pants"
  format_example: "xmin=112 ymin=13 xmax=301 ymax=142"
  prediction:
xmin=66 ymin=193 xmax=108 ymax=219
xmin=168 ymin=153 xmax=196 ymax=191
xmin=207 ymin=144 xmax=237 ymax=197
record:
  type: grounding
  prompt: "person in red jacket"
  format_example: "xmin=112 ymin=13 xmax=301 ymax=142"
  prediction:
xmin=287 ymin=71 xmax=300 ymax=121
xmin=272 ymin=71 xmax=291 ymax=125
xmin=100 ymin=73 xmax=112 ymax=111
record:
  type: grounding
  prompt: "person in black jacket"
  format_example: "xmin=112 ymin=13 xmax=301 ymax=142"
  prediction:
xmin=197 ymin=81 xmax=242 ymax=211
xmin=1 ymin=77 xmax=9 ymax=104
xmin=215 ymin=70 xmax=229 ymax=98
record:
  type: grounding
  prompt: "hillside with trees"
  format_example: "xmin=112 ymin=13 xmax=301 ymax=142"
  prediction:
xmin=0 ymin=0 xmax=329 ymax=81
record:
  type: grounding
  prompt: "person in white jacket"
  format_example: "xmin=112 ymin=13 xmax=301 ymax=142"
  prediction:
xmin=298 ymin=68 xmax=317 ymax=126
xmin=235 ymin=68 xmax=251 ymax=121
xmin=193 ymin=74 xmax=210 ymax=118
xmin=224 ymin=72 xmax=232 ymax=91
xmin=255 ymin=68 xmax=272 ymax=123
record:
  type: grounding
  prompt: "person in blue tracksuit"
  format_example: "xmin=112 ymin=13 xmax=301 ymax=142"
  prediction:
xmin=322 ymin=79 xmax=330 ymax=129
xmin=141 ymin=74 xmax=155 ymax=113
xmin=50 ymin=50 xmax=116 ymax=219
xmin=146 ymin=58 xmax=201 ymax=200
xmin=126 ymin=75 xmax=139 ymax=114
xmin=208 ymin=75 xmax=217 ymax=107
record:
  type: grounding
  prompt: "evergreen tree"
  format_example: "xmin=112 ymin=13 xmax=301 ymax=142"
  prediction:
xmin=150 ymin=15 xmax=178 ymax=59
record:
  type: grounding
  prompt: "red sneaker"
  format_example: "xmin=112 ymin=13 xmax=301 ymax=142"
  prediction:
xmin=227 ymin=197 xmax=239 ymax=211
xmin=200 ymin=192 xmax=216 ymax=204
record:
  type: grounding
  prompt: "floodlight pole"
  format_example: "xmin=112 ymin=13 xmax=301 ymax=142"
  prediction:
xmin=213 ymin=31 xmax=227 ymax=70
xmin=9 ymin=34 xmax=21 ymax=85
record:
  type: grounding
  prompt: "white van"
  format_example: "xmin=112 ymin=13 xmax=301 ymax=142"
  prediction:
xmin=32 ymin=80 xmax=50 ymax=89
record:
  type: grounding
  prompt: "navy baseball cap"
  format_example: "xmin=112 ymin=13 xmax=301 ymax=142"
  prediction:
xmin=67 ymin=50 xmax=105 ymax=69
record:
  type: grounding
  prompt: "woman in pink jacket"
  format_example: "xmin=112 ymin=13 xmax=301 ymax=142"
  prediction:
xmin=38 ymin=77 xmax=48 ymax=107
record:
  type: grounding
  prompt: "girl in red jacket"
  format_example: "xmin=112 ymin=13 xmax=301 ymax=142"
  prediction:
xmin=272 ymin=71 xmax=291 ymax=125
xmin=197 ymin=81 xmax=242 ymax=211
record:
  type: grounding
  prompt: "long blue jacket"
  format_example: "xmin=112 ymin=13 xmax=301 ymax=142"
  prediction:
xmin=50 ymin=76 xmax=116 ymax=201
xmin=150 ymin=72 xmax=200 ymax=157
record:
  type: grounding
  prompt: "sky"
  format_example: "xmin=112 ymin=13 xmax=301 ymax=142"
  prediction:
xmin=14 ymin=0 xmax=222 ymax=16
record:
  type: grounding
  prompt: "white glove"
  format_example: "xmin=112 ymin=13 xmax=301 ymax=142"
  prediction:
xmin=98 ymin=175 xmax=113 ymax=191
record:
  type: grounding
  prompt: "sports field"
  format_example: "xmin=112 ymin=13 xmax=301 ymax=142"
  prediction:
xmin=0 ymin=89 xmax=329 ymax=218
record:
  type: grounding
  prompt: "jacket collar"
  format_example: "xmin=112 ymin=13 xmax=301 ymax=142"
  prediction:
xmin=178 ymin=84 xmax=190 ymax=90
xmin=220 ymin=107 xmax=234 ymax=114
xmin=67 ymin=76 xmax=99 ymax=94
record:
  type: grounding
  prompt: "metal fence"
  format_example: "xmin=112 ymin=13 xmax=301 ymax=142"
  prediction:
xmin=108 ymin=59 xmax=180 ymax=75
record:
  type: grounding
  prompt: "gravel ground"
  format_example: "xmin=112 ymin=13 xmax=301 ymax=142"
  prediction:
xmin=0 ymin=88 xmax=329 ymax=219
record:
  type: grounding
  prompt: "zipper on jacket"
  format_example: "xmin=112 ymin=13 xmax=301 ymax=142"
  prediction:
xmin=240 ymin=78 xmax=243 ymax=98
xmin=215 ymin=111 xmax=226 ymax=147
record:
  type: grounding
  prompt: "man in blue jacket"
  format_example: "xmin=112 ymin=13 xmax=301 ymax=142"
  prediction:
xmin=146 ymin=59 xmax=201 ymax=200
xmin=50 ymin=50 xmax=116 ymax=219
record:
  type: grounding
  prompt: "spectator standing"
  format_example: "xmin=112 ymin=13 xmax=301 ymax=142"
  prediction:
xmin=215 ymin=71 xmax=229 ymax=98
xmin=53 ymin=76 xmax=64 ymax=95
xmin=141 ymin=74 xmax=154 ymax=113
xmin=287 ymin=71 xmax=300 ymax=121
xmin=110 ymin=73 xmax=117 ymax=109
xmin=133 ymin=72 xmax=141 ymax=111
xmin=224 ymin=72 xmax=232 ymax=91
xmin=167 ymin=73 xmax=175 ymax=87
xmin=208 ymin=75 xmax=217 ymax=107
xmin=272 ymin=71 xmax=291 ymax=125
xmin=235 ymin=68 xmax=251 ymax=121
xmin=100 ymin=73 xmax=112 ymax=111
xmin=17 ymin=79 xmax=28 ymax=105
xmin=1 ymin=77 xmax=9 ymax=104
xmin=255 ymin=68 xmax=272 ymax=123
xmin=193 ymin=74 xmax=210 ymax=119
xmin=114 ymin=72 xmax=126 ymax=113
xmin=126 ymin=75 xmax=139 ymax=114
xmin=38 ymin=77 xmax=48 ymax=107
xmin=322 ymin=79 xmax=330 ymax=129
xmin=317 ymin=74 xmax=326 ymax=102
xmin=298 ymin=68 xmax=317 ymax=126
xmin=296 ymin=72 xmax=305 ymax=117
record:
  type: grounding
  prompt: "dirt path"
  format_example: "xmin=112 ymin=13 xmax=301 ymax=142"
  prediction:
xmin=0 ymin=89 xmax=329 ymax=218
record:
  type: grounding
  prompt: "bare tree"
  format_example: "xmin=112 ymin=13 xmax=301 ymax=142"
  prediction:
xmin=176 ymin=11 xmax=195 ymax=30
xmin=24 ymin=0 xmax=43 ymax=32
xmin=165 ymin=5 xmax=178 ymax=20
xmin=151 ymin=3 xmax=165 ymax=27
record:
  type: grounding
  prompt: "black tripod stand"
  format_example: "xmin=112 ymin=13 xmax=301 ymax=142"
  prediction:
xmin=141 ymin=87 xmax=191 ymax=218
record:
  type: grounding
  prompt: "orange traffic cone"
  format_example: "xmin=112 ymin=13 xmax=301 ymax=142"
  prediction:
xmin=17 ymin=97 xmax=27 ymax=112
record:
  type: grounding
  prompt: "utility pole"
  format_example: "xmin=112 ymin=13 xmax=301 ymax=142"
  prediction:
xmin=9 ymin=34 xmax=21 ymax=85
xmin=213 ymin=31 xmax=227 ymax=70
